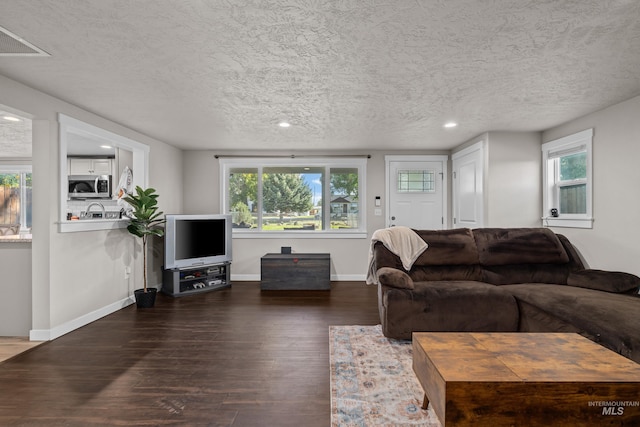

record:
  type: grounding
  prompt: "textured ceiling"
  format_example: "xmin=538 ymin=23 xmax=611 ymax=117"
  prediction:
xmin=0 ymin=0 xmax=639 ymax=153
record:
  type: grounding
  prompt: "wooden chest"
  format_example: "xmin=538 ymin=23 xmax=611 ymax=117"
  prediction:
xmin=260 ymin=253 xmax=330 ymax=290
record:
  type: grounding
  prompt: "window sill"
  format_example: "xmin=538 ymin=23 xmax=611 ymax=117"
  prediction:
xmin=232 ymin=230 xmax=368 ymax=239
xmin=542 ymin=217 xmax=593 ymax=229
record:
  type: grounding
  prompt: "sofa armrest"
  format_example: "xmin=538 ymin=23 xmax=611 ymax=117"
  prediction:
xmin=567 ymin=269 xmax=640 ymax=294
xmin=377 ymin=267 xmax=414 ymax=290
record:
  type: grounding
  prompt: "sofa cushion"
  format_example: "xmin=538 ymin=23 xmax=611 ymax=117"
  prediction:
xmin=473 ymin=228 xmax=569 ymax=266
xmin=482 ymin=263 xmax=572 ymax=285
xmin=380 ymin=280 xmax=519 ymax=340
xmin=503 ymin=283 xmax=640 ymax=362
xmin=373 ymin=241 xmax=483 ymax=282
xmin=413 ymin=228 xmax=479 ymax=266
xmin=556 ymin=234 xmax=586 ymax=271
xmin=377 ymin=267 xmax=414 ymax=289
xmin=410 ymin=264 xmax=483 ymax=282
xmin=567 ymin=269 xmax=640 ymax=294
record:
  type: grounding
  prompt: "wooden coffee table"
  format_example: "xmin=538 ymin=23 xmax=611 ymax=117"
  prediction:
xmin=412 ymin=332 xmax=640 ymax=426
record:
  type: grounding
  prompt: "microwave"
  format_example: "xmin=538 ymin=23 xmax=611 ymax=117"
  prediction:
xmin=68 ymin=175 xmax=111 ymax=199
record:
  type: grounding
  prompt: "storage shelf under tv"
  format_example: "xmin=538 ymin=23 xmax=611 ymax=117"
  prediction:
xmin=162 ymin=262 xmax=231 ymax=297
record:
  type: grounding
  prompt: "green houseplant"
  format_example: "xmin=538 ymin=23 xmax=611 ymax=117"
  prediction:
xmin=123 ymin=186 xmax=165 ymax=308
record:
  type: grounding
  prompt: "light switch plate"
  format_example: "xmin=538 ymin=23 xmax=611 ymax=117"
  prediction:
xmin=374 ymin=208 xmax=382 ymax=216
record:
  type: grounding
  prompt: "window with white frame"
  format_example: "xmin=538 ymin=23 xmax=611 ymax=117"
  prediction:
xmin=0 ymin=165 xmax=32 ymax=233
xmin=220 ymin=157 xmax=366 ymax=235
xmin=542 ymin=129 xmax=593 ymax=229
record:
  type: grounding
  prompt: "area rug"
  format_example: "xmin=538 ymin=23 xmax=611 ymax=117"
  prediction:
xmin=329 ymin=324 xmax=441 ymax=427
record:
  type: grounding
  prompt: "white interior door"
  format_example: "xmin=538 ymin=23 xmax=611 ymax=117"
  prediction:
xmin=386 ymin=157 xmax=446 ymax=229
xmin=452 ymin=142 xmax=484 ymax=228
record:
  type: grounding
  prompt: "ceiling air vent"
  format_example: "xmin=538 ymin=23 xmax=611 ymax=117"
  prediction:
xmin=0 ymin=26 xmax=49 ymax=56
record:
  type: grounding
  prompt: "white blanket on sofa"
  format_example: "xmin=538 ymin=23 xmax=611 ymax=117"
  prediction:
xmin=366 ymin=226 xmax=428 ymax=285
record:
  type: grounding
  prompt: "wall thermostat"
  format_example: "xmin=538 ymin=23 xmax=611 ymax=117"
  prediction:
xmin=375 ymin=196 xmax=381 ymax=207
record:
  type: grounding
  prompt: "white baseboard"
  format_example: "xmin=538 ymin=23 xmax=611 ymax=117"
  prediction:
xmin=332 ymin=274 xmax=366 ymax=281
xmin=29 ymin=295 xmax=135 ymax=341
xmin=231 ymin=274 xmax=261 ymax=281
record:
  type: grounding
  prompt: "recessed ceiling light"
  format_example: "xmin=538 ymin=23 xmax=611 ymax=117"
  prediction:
xmin=100 ymin=145 xmax=113 ymax=149
xmin=2 ymin=116 xmax=21 ymax=122
xmin=278 ymin=121 xmax=291 ymax=128
xmin=444 ymin=122 xmax=457 ymax=128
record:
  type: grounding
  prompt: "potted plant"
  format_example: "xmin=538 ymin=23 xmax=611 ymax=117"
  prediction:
xmin=123 ymin=186 xmax=165 ymax=308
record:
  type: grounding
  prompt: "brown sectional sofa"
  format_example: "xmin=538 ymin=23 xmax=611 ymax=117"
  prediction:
xmin=373 ymin=227 xmax=640 ymax=363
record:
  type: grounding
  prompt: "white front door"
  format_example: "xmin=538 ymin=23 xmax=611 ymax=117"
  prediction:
xmin=385 ymin=156 xmax=447 ymax=229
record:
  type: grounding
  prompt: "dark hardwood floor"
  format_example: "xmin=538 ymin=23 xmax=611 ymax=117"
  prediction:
xmin=0 ymin=282 xmax=380 ymax=426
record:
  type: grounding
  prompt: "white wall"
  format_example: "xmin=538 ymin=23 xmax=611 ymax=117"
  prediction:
xmin=0 ymin=243 xmax=31 ymax=336
xmin=543 ymin=95 xmax=640 ymax=275
xmin=182 ymin=150 xmax=439 ymax=280
xmin=485 ymin=131 xmax=541 ymax=227
xmin=0 ymin=73 xmax=183 ymax=339
xmin=452 ymin=131 xmax=542 ymax=228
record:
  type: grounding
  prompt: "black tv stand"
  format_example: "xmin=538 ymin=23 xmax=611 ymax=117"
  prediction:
xmin=162 ymin=262 xmax=231 ymax=297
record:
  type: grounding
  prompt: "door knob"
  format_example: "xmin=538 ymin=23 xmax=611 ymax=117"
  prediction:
xmin=391 ymin=216 xmax=396 ymax=220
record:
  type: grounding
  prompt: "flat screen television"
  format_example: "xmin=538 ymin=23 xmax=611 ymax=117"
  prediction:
xmin=164 ymin=214 xmax=232 ymax=270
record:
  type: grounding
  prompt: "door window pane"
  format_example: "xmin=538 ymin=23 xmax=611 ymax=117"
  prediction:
xmin=397 ymin=170 xmax=435 ymax=192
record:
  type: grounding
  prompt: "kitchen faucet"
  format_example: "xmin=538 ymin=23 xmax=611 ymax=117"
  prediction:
xmin=85 ymin=202 xmax=106 ymax=219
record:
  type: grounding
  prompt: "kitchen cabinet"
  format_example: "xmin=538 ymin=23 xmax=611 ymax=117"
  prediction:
xmin=68 ymin=158 xmax=113 ymax=175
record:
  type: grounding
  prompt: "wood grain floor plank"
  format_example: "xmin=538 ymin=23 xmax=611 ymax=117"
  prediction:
xmin=0 ymin=337 xmax=43 ymax=362
xmin=0 ymin=281 xmax=379 ymax=426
